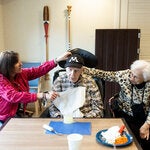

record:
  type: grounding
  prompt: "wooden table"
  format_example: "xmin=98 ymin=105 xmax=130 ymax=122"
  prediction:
xmin=0 ymin=118 xmax=142 ymax=150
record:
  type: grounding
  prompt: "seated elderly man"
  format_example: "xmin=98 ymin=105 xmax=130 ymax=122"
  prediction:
xmin=48 ymin=54 xmax=104 ymax=118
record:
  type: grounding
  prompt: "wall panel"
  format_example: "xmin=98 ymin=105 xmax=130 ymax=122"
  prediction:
xmin=128 ymin=0 xmax=150 ymax=61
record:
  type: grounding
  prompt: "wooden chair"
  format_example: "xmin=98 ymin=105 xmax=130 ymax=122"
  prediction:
xmin=22 ymin=62 xmax=42 ymax=116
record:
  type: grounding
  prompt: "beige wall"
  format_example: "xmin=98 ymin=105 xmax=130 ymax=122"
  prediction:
xmin=1 ymin=0 xmax=115 ymax=62
xmin=0 ymin=0 xmax=116 ymax=80
xmin=0 ymin=0 xmax=4 ymax=50
xmin=127 ymin=0 xmax=150 ymax=61
xmin=0 ymin=0 xmax=150 ymax=80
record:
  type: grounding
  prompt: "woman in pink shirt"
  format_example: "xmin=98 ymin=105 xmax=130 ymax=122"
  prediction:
xmin=0 ymin=50 xmax=71 ymax=124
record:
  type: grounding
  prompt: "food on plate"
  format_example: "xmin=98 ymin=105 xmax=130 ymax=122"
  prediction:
xmin=115 ymin=136 xmax=128 ymax=144
xmin=101 ymin=125 xmax=128 ymax=145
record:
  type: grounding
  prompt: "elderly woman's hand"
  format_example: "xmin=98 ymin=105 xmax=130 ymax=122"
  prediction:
xmin=140 ymin=122 xmax=150 ymax=140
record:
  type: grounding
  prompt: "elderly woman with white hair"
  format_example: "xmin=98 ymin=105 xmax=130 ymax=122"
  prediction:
xmin=83 ymin=60 xmax=150 ymax=150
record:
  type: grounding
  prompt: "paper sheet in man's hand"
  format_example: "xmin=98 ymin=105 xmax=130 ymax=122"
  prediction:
xmin=53 ymin=87 xmax=86 ymax=117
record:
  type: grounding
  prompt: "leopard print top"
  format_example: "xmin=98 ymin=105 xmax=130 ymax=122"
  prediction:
xmin=83 ymin=67 xmax=150 ymax=124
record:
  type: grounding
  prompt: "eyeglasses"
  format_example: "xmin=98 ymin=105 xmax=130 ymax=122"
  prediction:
xmin=129 ymin=72 xmax=142 ymax=80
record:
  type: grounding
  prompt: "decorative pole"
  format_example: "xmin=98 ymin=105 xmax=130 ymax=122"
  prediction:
xmin=67 ymin=5 xmax=72 ymax=50
xmin=43 ymin=6 xmax=49 ymax=80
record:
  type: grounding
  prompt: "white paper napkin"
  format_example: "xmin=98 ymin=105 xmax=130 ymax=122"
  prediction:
xmin=53 ymin=87 xmax=86 ymax=117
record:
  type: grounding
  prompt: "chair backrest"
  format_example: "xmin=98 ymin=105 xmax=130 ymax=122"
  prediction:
xmin=22 ymin=62 xmax=41 ymax=87
xmin=53 ymin=69 xmax=66 ymax=83
xmin=53 ymin=69 xmax=105 ymax=101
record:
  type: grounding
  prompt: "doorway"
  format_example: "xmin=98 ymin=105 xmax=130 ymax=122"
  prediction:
xmin=95 ymin=29 xmax=140 ymax=117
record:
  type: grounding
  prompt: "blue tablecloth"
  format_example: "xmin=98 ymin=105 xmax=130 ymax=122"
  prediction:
xmin=45 ymin=121 xmax=91 ymax=135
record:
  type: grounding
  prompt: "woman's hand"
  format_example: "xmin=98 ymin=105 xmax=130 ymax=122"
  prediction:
xmin=46 ymin=91 xmax=60 ymax=101
xmin=37 ymin=93 xmax=44 ymax=99
xmin=140 ymin=122 xmax=150 ymax=140
xmin=37 ymin=92 xmax=59 ymax=107
xmin=56 ymin=51 xmax=72 ymax=62
xmin=37 ymin=92 xmax=59 ymax=101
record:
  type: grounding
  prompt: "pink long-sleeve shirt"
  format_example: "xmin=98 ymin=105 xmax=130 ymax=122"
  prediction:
xmin=0 ymin=60 xmax=56 ymax=122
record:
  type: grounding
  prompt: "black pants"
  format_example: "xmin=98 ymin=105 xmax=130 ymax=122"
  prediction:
xmin=114 ymin=109 xmax=150 ymax=150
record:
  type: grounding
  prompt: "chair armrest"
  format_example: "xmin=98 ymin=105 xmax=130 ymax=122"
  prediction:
xmin=108 ymin=93 xmax=119 ymax=117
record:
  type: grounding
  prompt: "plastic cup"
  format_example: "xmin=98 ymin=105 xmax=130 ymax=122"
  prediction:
xmin=63 ymin=114 xmax=74 ymax=124
xmin=67 ymin=133 xmax=83 ymax=150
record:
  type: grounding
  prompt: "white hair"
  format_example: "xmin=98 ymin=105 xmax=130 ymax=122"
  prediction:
xmin=130 ymin=60 xmax=150 ymax=81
